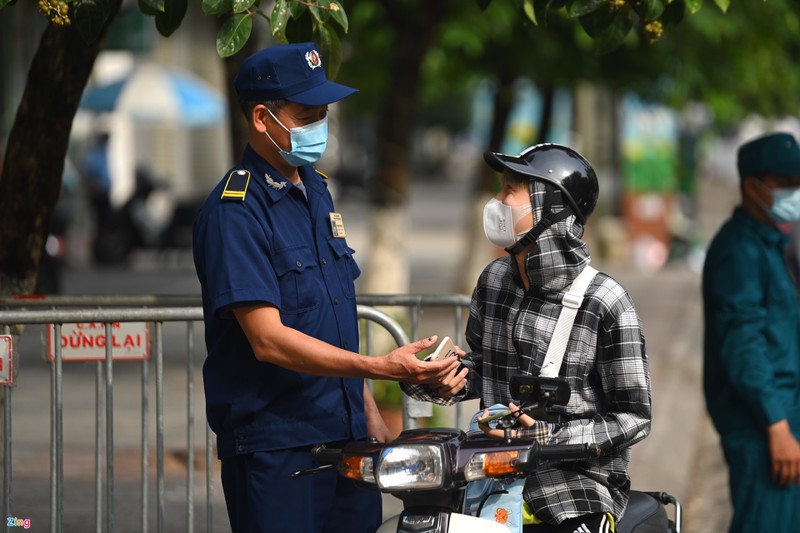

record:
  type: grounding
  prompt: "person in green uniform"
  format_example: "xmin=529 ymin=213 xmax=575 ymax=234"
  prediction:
xmin=703 ymin=132 xmax=800 ymax=532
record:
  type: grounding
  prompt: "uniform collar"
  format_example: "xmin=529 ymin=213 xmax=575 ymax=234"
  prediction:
xmin=733 ymin=206 xmax=789 ymax=247
xmin=241 ymin=144 xmax=327 ymax=202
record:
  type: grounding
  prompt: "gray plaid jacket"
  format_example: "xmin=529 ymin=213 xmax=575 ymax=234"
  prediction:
xmin=402 ymin=183 xmax=651 ymax=525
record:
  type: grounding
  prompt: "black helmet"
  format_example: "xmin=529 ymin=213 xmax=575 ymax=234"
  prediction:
xmin=484 ymin=143 xmax=599 ymax=223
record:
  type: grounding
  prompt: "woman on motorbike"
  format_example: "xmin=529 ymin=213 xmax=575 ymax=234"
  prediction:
xmin=402 ymin=144 xmax=652 ymax=533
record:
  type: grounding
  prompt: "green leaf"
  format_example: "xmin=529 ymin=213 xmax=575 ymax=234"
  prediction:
xmin=568 ymin=0 xmax=605 ymax=17
xmin=201 ymin=0 xmax=231 ymax=16
xmin=641 ymin=0 xmax=665 ymax=20
xmin=155 ymin=0 xmax=187 ymax=36
xmin=523 ymin=0 xmax=536 ymax=25
xmin=578 ymin=4 xmax=613 ymax=38
xmin=593 ymin=9 xmax=633 ymax=54
xmin=532 ymin=0 xmax=553 ymax=25
xmin=288 ymin=0 xmax=306 ymax=18
xmin=232 ymin=0 xmax=255 ymax=14
xmin=328 ymin=1 xmax=348 ymax=33
xmin=74 ymin=0 xmax=110 ymax=43
xmin=139 ymin=0 xmax=164 ymax=14
xmin=216 ymin=12 xmax=253 ymax=57
xmin=308 ymin=0 xmax=324 ymax=23
xmin=685 ymin=0 xmax=703 ymax=14
xmin=661 ymin=0 xmax=685 ymax=26
xmin=0 ymin=0 xmax=11 ymax=9
xmin=316 ymin=23 xmax=342 ymax=80
xmin=271 ymin=0 xmax=291 ymax=41
xmin=713 ymin=0 xmax=729 ymax=13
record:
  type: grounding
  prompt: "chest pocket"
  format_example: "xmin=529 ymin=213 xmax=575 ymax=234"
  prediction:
xmin=327 ymin=236 xmax=360 ymax=299
xmin=273 ymin=245 xmax=320 ymax=314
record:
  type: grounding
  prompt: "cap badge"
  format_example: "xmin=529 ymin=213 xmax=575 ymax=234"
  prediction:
xmin=305 ymin=50 xmax=322 ymax=70
xmin=265 ymin=173 xmax=287 ymax=190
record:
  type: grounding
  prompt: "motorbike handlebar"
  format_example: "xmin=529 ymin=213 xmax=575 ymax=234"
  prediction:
xmin=311 ymin=444 xmax=342 ymax=465
xmin=538 ymin=443 xmax=601 ymax=461
xmin=292 ymin=445 xmax=343 ymax=478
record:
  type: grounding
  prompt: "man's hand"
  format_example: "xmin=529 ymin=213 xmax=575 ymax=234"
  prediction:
xmin=363 ymin=383 xmax=395 ymax=443
xmin=379 ymin=336 xmax=461 ymax=384
xmin=768 ymin=419 xmax=800 ymax=486
xmin=478 ymin=402 xmax=535 ymax=440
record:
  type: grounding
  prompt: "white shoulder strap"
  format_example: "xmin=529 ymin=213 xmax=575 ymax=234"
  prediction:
xmin=539 ymin=265 xmax=598 ymax=378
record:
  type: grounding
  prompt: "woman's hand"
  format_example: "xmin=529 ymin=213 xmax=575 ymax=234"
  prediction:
xmin=428 ymin=364 xmax=468 ymax=398
xmin=420 ymin=342 xmax=469 ymax=397
xmin=478 ymin=402 xmax=535 ymax=439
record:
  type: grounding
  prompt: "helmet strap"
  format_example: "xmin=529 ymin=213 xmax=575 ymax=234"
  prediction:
xmin=504 ymin=185 xmax=572 ymax=256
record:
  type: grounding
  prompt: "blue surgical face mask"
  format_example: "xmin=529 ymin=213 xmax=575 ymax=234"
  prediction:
xmin=769 ymin=187 xmax=800 ymax=223
xmin=754 ymin=180 xmax=800 ymax=223
xmin=265 ymin=108 xmax=328 ymax=167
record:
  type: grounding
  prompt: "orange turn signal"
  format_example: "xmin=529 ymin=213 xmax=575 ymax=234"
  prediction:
xmin=482 ymin=450 xmax=521 ymax=477
xmin=339 ymin=454 xmax=375 ymax=483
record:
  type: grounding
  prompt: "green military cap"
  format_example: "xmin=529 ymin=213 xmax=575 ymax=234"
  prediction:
xmin=737 ymin=132 xmax=800 ymax=180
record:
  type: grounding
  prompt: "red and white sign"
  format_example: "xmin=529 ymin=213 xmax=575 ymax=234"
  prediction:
xmin=48 ymin=322 xmax=150 ymax=362
xmin=0 ymin=335 xmax=12 ymax=384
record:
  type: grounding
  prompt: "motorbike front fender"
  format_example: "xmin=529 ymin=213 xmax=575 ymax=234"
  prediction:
xmin=378 ymin=512 xmax=511 ymax=533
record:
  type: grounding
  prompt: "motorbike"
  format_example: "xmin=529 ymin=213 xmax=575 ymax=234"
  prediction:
xmin=93 ymin=167 xmax=197 ymax=264
xmin=294 ymin=376 xmax=681 ymax=533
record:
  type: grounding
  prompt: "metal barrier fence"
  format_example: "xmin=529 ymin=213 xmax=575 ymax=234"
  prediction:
xmin=0 ymin=294 xmax=470 ymax=533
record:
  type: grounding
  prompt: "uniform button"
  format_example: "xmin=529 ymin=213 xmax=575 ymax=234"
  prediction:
xmin=296 ymin=260 xmax=302 ymax=267
xmin=322 ymin=258 xmax=327 ymax=265
xmin=237 ymin=432 xmax=245 ymax=439
xmin=341 ymin=416 xmax=349 ymax=424
xmin=238 ymin=445 xmax=245 ymax=452
xmin=343 ymin=342 xmax=349 ymax=350
xmin=334 ymin=298 xmax=340 ymax=305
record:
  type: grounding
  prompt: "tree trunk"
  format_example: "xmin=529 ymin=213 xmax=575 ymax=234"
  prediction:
xmin=0 ymin=0 xmax=121 ymax=488
xmin=457 ymin=70 xmax=516 ymax=294
xmin=0 ymin=3 xmax=121 ymax=296
xmin=362 ymin=0 xmax=449 ymax=295
xmin=536 ymin=83 xmax=555 ymax=145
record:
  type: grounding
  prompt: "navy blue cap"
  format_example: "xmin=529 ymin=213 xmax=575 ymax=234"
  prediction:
xmin=737 ymin=132 xmax=800 ymax=180
xmin=233 ymin=42 xmax=357 ymax=106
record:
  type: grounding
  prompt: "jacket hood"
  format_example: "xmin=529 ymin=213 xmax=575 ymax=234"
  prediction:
xmin=522 ymin=180 xmax=591 ymax=296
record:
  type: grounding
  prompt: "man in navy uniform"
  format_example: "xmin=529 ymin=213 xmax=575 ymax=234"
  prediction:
xmin=192 ymin=43 xmax=459 ymax=533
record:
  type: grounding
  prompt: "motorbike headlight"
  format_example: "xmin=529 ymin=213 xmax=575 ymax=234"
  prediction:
xmin=376 ymin=444 xmax=445 ymax=490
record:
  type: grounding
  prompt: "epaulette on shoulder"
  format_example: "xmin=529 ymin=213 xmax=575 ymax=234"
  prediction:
xmin=221 ymin=169 xmax=251 ymax=201
xmin=316 ymin=169 xmax=329 ymax=180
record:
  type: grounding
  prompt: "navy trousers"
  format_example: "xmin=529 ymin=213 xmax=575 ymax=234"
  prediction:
xmin=221 ymin=446 xmax=382 ymax=533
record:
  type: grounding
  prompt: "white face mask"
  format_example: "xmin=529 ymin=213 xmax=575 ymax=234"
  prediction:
xmin=483 ymin=198 xmax=534 ymax=249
